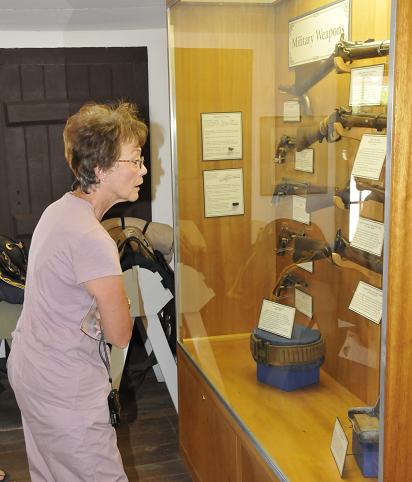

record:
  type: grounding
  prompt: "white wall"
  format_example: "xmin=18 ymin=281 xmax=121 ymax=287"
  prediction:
xmin=0 ymin=28 xmax=174 ymax=226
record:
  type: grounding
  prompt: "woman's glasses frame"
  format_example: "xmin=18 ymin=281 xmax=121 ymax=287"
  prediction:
xmin=117 ymin=156 xmax=145 ymax=169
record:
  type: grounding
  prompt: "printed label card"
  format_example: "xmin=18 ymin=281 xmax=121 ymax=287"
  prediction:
xmin=295 ymin=149 xmax=314 ymax=172
xmin=203 ymin=168 xmax=245 ymax=218
xmin=283 ymin=100 xmax=301 ymax=122
xmin=298 ymin=261 xmax=314 ymax=273
xmin=350 ymin=218 xmax=384 ymax=256
xmin=351 ymin=134 xmax=387 ymax=180
xmin=292 ymin=195 xmax=311 ymax=224
xmin=295 ymin=288 xmax=313 ymax=319
xmin=258 ymin=299 xmax=296 ymax=339
xmin=349 ymin=281 xmax=383 ymax=324
xmin=330 ymin=418 xmax=348 ymax=477
xmin=349 ymin=64 xmax=385 ymax=106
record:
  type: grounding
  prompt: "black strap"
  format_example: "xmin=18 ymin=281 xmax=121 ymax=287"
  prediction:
xmin=142 ymin=221 xmax=151 ymax=235
xmin=120 ymin=216 xmax=125 ymax=230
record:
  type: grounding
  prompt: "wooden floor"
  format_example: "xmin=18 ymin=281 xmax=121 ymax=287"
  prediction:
xmin=0 ymin=348 xmax=192 ymax=482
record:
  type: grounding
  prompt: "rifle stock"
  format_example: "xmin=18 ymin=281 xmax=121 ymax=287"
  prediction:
xmin=355 ymin=179 xmax=385 ymax=204
xmin=292 ymin=236 xmax=332 ymax=263
xmin=279 ymin=38 xmax=390 ymax=97
xmin=280 ymin=230 xmax=382 ymax=276
xmin=334 ymin=229 xmax=383 ymax=274
xmin=296 ymin=107 xmax=387 ymax=151
xmin=306 ymin=179 xmax=385 ymax=212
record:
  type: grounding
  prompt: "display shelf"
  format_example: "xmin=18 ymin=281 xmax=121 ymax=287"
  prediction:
xmin=181 ymin=336 xmax=375 ymax=482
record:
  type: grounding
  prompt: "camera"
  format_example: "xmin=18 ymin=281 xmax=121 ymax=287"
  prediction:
xmin=108 ymin=388 xmax=121 ymax=427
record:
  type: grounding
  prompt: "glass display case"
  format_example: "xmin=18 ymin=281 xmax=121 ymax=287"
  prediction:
xmin=167 ymin=0 xmax=396 ymax=480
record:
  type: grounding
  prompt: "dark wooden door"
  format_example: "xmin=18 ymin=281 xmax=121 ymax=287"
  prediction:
xmin=0 ymin=47 xmax=151 ymax=247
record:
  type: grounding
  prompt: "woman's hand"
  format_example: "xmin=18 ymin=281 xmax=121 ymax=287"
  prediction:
xmin=84 ymin=275 xmax=133 ymax=348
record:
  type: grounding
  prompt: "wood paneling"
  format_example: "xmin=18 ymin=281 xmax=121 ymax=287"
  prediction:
xmin=175 ymin=46 xmax=255 ymax=337
xmin=180 ymin=339 xmax=370 ymax=481
xmin=179 ymin=346 xmax=238 ymax=482
xmin=384 ymin=0 xmax=412 ymax=479
xmin=178 ymin=345 xmax=280 ymax=482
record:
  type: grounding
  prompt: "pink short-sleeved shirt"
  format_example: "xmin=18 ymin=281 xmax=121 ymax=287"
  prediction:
xmin=10 ymin=193 xmax=122 ymax=409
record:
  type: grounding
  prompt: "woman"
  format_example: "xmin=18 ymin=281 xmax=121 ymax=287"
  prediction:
xmin=7 ymin=102 xmax=148 ymax=481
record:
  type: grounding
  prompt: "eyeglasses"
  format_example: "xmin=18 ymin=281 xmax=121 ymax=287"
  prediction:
xmin=117 ymin=156 xmax=145 ymax=169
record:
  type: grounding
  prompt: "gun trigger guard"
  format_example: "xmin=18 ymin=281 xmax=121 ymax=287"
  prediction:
xmin=334 ymin=56 xmax=351 ymax=74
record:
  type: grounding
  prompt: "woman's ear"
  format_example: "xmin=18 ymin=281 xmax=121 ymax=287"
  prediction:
xmin=95 ymin=166 xmax=106 ymax=183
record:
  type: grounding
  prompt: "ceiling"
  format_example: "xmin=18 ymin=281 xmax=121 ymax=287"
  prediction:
xmin=0 ymin=0 xmax=167 ymax=30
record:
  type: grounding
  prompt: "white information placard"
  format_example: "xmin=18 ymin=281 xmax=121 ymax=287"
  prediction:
xmin=283 ymin=100 xmax=301 ymax=122
xmin=288 ymin=0 xmax=350 ymax=68
xmin=330 ymin=418 xmax=348 ymax=477
xmin=203 ymin=168 xmax=244 ymax=218
xmin=258 ymin=299 xmax=296 ymax=339
xmin=293 ymin=195 xmax=311 ymax=224
xmin=298 ymin=261 xmax=314 ymax=273
xmin=295 ymin=149 xmax=314 ymax=172
xmin=349 ymin=64 xmax=385 ymax=106
xmin=350 ymin=217 xmax=385 ymax=256
xmin=349 ymin=281 xmax=383 ymax=324
xmin=295 ymin=288 xmax=313 ymax=318
xmin=351 ymin=134 xmax=387 ymax=180
xmin=201 ymin=112 xmax=243 ymax=161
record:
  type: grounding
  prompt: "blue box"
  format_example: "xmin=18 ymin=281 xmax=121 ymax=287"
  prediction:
xmin=251 ymin=323 xmax=325 ymax=391
xmin=352 ymin=430 xmax=379 ymax=478
xmin=257 ymin=360 xmax=321 ymax=391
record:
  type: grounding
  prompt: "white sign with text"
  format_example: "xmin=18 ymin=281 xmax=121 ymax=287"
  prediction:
xmin=288 ymin=0 xmax=350 ymax=67
xmin=258 ymin=299 xmax=296 ymax=339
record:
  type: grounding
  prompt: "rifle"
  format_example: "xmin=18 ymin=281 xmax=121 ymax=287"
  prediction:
xmin=291 ymin=231 xmax=383 ymax=275
xmin=334 ymin=179 xmax=385 ymax=210
xmin=274 ymin=135 xmax=296 ymax=164
xmin=296 ymin=107 xmax=387 ymax=152
xmin=306 ymin=179 xmax=385 ymax=212
xmin=334 ymin=229 xmax=383 ymax=274
xmin=279 ymin=37 xmax=390 ymax=97
xmin=272 ymin=178 xmax=328 ymax=199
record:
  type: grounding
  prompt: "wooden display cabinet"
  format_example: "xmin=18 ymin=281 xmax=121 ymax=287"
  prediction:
xmin=167 ymin=0 xmax=412 ymax=480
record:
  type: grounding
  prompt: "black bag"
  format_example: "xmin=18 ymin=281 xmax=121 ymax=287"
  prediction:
xmin=0 ymin=234 xmax=27 ymax=304
xmin=114 ymin=223 xmax=176 ymax=354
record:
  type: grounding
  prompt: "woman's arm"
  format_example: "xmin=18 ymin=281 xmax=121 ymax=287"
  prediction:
xmin=84 ymin=275 xmax=133 ymax=348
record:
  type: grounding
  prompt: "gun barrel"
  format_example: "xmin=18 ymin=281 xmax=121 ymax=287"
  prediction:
xmin=341 ymin=111 xmax=387 ymax=131
xmin=338 ymin=39 xmax=390 ymax=61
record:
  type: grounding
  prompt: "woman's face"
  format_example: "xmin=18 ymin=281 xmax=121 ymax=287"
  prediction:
xmin=104 ymin=141 xmax=147 ymax=203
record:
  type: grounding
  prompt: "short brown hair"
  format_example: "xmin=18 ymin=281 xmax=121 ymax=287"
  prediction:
xmin=63 ymin=101 xmax=148 ymax=193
